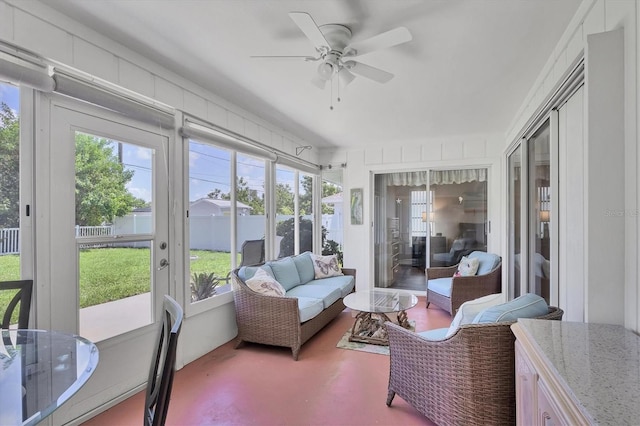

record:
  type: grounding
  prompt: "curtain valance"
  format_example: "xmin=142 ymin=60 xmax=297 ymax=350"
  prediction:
xmin=385 ymin=169 xmax=487 ymax=186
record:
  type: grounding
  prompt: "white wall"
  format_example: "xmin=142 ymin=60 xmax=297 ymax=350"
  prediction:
xmin=505 ymin=0 xmax=639 ymax=331
xmin=320 ymin=134 xmax=504 ymax=292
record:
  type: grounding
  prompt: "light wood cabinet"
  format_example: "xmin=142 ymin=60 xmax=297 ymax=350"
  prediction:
xmin=516 ymin=340 xmax=570 ymax=425
xmin=513 ymin=322 xmax=590 ymax=426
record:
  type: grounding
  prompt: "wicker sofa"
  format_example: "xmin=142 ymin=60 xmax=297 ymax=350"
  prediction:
xmin=231 ymin=251 xmax=355 ymax=360
xmin=386 ymin=295 xmax=563 ymax=425
xmin=426 ymin=251 xmax=502 ymax=315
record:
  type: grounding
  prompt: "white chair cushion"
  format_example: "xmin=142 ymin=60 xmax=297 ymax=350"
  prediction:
xmin=445 ymin=293 xmax=504 ymax=338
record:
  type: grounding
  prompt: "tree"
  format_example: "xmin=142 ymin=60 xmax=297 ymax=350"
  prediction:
xmin=275 ymin=183 xmax=294 ymax=215
xmin=207 ymin=177 xmax=297 ymax=215
xmin=299 ymin=175 xmax=341 ymax=215
xmin=75 ymin=133 xmax=147 ymax=225
xmin=0 ymin=103 xmax=19 ymax=228
xmin=207 ymin=176 xmax=265 ymax=214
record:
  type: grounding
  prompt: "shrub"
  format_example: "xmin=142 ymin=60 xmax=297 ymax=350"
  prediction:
xmin=190 ymin=272 xmax=220 ymax=302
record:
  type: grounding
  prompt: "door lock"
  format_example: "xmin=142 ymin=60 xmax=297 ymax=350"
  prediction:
xmin=157 ymin=259 xmax=169 ymax=270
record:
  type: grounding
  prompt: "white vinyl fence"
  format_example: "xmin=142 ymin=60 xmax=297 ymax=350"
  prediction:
xmin=1 ymin=214 xmax=343 ymax=255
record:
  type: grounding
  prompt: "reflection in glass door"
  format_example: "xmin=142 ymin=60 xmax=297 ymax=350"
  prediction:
xmin=429 ymin=169 xmax=488 ymax=268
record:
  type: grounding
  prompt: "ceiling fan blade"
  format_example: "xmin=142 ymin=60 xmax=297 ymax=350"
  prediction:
xmin=344 ymin=27 xmax=412 ymax=58
xmin=311 ymin=75 xmax=327 ymax=89
xmin=289 ymin=12 xmax=330 ymax=51
xmin=250 ymin=55 xmax=319 ymax=61
xmin=338 ymin=68 xmax=356 ymax=86
xmin=344 ymin=61 xmax=393 ymax=83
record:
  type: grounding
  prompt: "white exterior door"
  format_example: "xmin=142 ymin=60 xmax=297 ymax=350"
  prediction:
xmin=38 ymin=94 xmax=171 ymax=423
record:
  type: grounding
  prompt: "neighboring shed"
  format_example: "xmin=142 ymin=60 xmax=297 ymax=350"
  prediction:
xmin=189 ymin=198 xmax=252 ymax=216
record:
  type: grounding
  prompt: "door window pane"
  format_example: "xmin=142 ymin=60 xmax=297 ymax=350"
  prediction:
xmin=0 ymin=83 xmax=21 ymax=325
xmin=75 ymin=132 xmax=154 ymax=340
xmin=528 ymin=120 xmax=551 ymax=303
xmin=508 ymin=146 xmax=522 ymax=298
xmin=188 ymin=141 xmax=233 ymax=303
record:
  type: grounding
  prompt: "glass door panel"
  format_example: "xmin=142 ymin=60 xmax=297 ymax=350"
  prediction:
xmin=0 ymin=83 xmax=21 ymax=283
xmin=508 ymin=146 xmax=523 ymax=298
xmin=429 ymin=169 xmax=488 ymax=267
xmin=528 ymin=120 xmax=551 ymax=303
xmin=74 ymin=132 xmax=158 ymax=341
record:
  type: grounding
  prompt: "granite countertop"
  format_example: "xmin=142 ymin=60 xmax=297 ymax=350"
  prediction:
xmin=516 ymin=319 xmax=640 ymax=425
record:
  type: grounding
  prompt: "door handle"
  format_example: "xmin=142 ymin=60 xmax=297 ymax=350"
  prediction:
xmin=157 ymin=259 xmax=169 ymax=270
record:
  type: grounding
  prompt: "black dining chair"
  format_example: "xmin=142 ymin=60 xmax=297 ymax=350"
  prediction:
xmin=0 ymin=279 xmax=33 ymax=329
xmin=144 ymin=295 xmax=183 ymax=426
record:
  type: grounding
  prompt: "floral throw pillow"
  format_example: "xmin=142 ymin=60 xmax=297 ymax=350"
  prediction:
xmin=454 ymin=256 xmax=480 ymax=277
xmin=245 ymin=268 xmax=286 ymax=297
xmin=311 ymin=254 xmax=343 ymax=279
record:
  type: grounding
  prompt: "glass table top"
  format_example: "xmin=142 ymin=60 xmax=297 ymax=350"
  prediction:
xmin=0 ymin=329 xmax=99 ymax=425
xmin=343 ymin=290 xmax=418 ymax=313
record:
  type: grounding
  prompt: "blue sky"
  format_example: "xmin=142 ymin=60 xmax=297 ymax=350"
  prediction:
xmin=0 ymin=82 xmax=19 ymax=113
xmin=1 ymin=82 xmax=299 ymax=205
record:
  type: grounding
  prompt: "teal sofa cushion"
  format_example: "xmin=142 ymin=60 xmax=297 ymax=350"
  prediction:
xmin=292 ymin=296 xmax=324 ymax=322
xmin=307 ymin=275 xmax=354 ymax=298
xmin=473 ymin=293 xmax=548 ymax=324
xmin=293 ymin=252 xmax=315 ymax=283
xmin=427 ymin=277 xmax=453 ymax=297
xmin=238 ymin=265 xmax=273 ymax=281
xmin=268 ymin=257 xmax=301 ymax=291
xmin=468 ymin=251 xmax=501 ymax=275
xmin=286 ymin=285 xmax=342 ymax=309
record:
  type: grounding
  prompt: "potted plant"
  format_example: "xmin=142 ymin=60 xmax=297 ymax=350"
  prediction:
xmin=190 ymin=272 xmax=220 ymax=302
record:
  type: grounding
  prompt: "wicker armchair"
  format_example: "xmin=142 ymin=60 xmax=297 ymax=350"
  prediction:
xmin=231 ymin=267 xmax=356 ymax=360
xmin=386 ymin=306 xmax=563 ymax=425
xmin=426 ymin=253 xmax=502 ymax=315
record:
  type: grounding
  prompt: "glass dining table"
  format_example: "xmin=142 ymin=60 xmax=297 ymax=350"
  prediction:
xmin=0 ymin=329 xmax=99 ymax=425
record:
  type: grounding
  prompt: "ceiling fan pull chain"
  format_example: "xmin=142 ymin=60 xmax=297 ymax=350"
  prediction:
xmin=337 ymin=76 xmax=341 ymax=104
xmin=330 ymin=77 xmax=334 ymax=110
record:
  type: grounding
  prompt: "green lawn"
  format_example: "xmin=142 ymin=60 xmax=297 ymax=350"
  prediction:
xmin=0 ymin=249 xmax=237 ymax=322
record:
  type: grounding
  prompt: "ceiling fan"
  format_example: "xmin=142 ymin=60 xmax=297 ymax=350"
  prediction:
xmin=253 ymin=12 xmax=412 ymax=89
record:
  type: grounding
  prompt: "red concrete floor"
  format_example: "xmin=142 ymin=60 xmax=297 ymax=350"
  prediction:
xmin=82 ymin=296 xmax=451 ymax=426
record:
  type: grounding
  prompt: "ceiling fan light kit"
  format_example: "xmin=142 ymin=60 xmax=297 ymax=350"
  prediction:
xmin=253 ymin=12 xmax=412 ymax=108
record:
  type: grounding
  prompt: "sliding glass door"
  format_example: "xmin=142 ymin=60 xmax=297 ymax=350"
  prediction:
xmin=508 ymin=118 xmax=555 ymax=304
xmin=373 ymin=168 xmax=488 ymax=292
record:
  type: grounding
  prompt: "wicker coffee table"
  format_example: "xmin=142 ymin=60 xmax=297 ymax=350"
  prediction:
xmin=343 ymin=290 xmax=418 ymax=346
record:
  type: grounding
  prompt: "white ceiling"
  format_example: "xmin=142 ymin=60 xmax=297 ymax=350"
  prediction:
xmin=46 ymin=0 xmax=582 ymax=149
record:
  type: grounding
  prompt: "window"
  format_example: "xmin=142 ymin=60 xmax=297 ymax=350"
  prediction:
xmin=236 ymin=153 xmax=266 ymax=258
xmin=275 ymin=166 xmax=316 ymax=258
xmin=0 ymin=83 xmax=21 ymax=281
xmin=187 ymin=141 xmax=233 ymax=303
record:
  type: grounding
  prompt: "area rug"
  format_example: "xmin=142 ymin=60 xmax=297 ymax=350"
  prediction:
xmin=336 ymin=321 xmax=415 ymax=356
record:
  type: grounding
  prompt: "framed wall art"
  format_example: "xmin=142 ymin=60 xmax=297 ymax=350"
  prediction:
xmin=350 ymin=188 xmax=363 ymax=225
